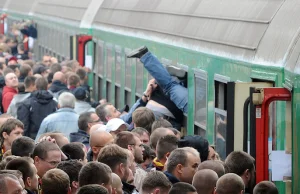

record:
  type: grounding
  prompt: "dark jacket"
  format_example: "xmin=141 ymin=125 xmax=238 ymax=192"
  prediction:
xmin=17 ymin=90 xmax=57 ymax=139
xmin=164 ymin=171 xmax=180 ymax=184
xmin=70 ymin=130 xmax=90 ymax=149
xmin=48 ymin=80 xmax=68 ymax=99
xmin=179 ymin=135 xmax=209 ymax=162
xmin=87 ymin=150 xmax=93 ymax=162
xmin=122 ymin=181 xmax=137 ymax=194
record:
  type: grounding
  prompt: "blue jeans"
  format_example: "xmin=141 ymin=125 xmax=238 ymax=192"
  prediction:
xmin=140 ymin=52 xmax=188 ymax=114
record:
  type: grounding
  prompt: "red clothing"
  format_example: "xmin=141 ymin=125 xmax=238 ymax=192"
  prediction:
xmin=2 ymin=86 xmax=17 ymax=113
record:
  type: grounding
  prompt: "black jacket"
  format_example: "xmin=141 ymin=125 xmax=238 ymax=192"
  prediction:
xmin=70 ymin=129 xmax=90 ymax=148
xmin=17 ymin=90 xmax=57 ymax=139
xmin=122 ymin=181 xmax=137 ymax=194
xmin=48 ymin=80 xmax=68 ymax=98
xmin=164 ymin=171 xmax=180 ymax=185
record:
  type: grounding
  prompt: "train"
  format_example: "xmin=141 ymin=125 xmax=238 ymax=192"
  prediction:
xmin=0 ymin=0 xmax=299 ymax=193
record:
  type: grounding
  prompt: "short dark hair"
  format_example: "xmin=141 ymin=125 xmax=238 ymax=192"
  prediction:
xmin=0 ymin=156 xmax=19 ymax=170
xmin=67 ymin=73 xmax=80 ymax=87
xmin=76 ymin=68 xmax=87 ymax=80
xmin=0 ymin=118 xmax=24 ymax=146
xmin=77 ymin=184 xmax=109 ymax=194
xmin=150 ymin=128 xmax=174 ymax=150
xmin=97 ymin=144 xmax=128 ymax=172
xmin=50 ymin=63 xmax=62 ymax=73
xmin=143 ymin=144 xmax=156 ymax=161
xmin=24 ymin=76 xmax=36 ymax=89
xmin=131 ymin=127 xmax=150 ymax=137
xmin=20 ymin=64 xmax=32 ymax=78
xmin=114 ymin=131 xmax=136 ymax=149
xmin=151 ymin=119 xmax=172 ymax=132
xmin=142 ymin=171 xmax=171 ymax=193
xmin=169 ymin=182 xmax=197 ymax=194
xmin=132 ymin=107 xmax=155 ymax=133
xmin=157 ymin=135 xmax=178 ymax=160
xmin=253 ymin=181 xmax=279 ymax=194
xmin=78 ymin=112 xmax=93 ymax=132
xmin=78 ymin=162 xmax=112 ymax=187
xmin=216 ymin=173 xmax=245 ymax=194
xmin=32 ymin=141 xmax=60 ymax=160
xmin=57 ymin=160 xmax=83 ymax=186
xmin=225 ymin=151 xmax=255 ymax=176
xmin=42 ymin=169 xmax=70 ymax=194
xmin=5 ymin=158 xmax=34 ymax=183
xmin=61 ymin=143 xmax=85 ymax=161
xmin=35 ymin=77 xmax=48 ymax=90
xmin=11 ymin=136 xmax=35 ymax=157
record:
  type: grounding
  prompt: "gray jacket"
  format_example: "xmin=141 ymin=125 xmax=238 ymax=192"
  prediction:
xmin=74 ymin=100 xmax=95 ymax=115
xmin=7 ymin=92 xmax=31 ymax=117
xmin=36 ymin=108 xmax=79 ymax=141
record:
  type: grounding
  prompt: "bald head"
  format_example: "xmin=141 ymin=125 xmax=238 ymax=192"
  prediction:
xmin=215 ymin=173 xmax=244 ymax=194
xmin=90 ymin=130 xmax=113 ymax=147
xmin=198 ymin=160 xmax=225 ymax=178
xmin=150 ymin=127 xmax=175 ymax=150
xmin=253 ymin=181 xmax=278 ymax=194
xmin=193 ymin=169 xmax=218 ymax=194
xmin=90 ymin=124 xmax=105 ymax=134
xmin=112 ymin=173 xmax=122 ymax=194
xmin=53 ymin=72 xmax=66 ymax=83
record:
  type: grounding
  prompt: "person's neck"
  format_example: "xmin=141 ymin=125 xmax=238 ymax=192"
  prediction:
xmin=159 ymin=158 xmax=167 ymax=165
xmin=71 ymin=187 xmax=77 ymax=194
xmin=3 ymin=141 xmax=11 ymax=151
xmin=92 ymin=153 xmax=98 ymax=161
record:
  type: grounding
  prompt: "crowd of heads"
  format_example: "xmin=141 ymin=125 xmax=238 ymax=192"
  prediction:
xmin=0 ymin=22 xmax=281 ymax=194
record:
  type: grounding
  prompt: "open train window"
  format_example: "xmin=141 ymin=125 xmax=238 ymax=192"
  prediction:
xmin=194 ymin=70 xmax=207 ymax=134
xmin=214 ymin=74 xmax=230 ymax=161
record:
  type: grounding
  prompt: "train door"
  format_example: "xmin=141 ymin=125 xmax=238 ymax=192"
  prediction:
xmin=252 ymin=87 xmax=292 ymax=193
xmin=226 ymin=82 xmax=273 ymax=159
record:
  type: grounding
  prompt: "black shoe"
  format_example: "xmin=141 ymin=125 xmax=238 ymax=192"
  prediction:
xmin=167 ymin=66 xmax=187 ymax=79
xmin=127 ymin=46 xmax=148 ymax=58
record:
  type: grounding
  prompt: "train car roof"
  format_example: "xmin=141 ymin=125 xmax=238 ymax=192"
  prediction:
xmin=91 ymin=0 xmax=300 ymax=70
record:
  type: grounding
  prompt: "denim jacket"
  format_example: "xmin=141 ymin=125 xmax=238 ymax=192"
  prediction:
xmin=121 ymin=99 xmax=147 ymax=125
xmin=36 ymin=108 xmax=79 ymax=141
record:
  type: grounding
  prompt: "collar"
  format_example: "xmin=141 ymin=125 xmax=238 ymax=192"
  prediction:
xmin=164 ymin=171 xmax=180 ymax=184
xmin=122 ymin=181 xmax=136 ymax=193
xmin=153 ymin=157 xmax=164 ymax=171
xmin=57 ymin=107 xmax=76 ymax=113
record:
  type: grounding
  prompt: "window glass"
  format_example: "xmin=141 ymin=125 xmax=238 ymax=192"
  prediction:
xmin=125 ymin=53 xmax=132 ymax=90
xmin=98 ymin=42 xmax=104 ymax=76
xmin=106 ymin=45 xmax=113 ymax=80
xmin=215 ymin=110 xmax=227 ymax=161
xmin=194 ymin=75 xmax=207 ymax=128
xmin=115 ymin=47 xmax=122 ymax=85
xmin=136 ymin=60 xmax=144 ymax=95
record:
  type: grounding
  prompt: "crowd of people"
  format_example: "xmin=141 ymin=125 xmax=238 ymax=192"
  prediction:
xmin=0 ymin=21 xmax=280 ymax=194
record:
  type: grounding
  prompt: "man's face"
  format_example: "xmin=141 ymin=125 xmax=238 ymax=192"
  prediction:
xmin=42 ymin=56 xmax=51 ymax=66
xmin=5 ymin=72 xmax=18 ymax=88
xmin=88 ymin=113 xmax=101 ymax=129
xmin=3 ymin=127 xmax=23 ymax=147
xmin=207 ymin=146 xmax=216 ymax=160
xmin=132 ymin=136 xmax=144 ymax=164
xmin=5 ymin=177 xmax=24 ymax=194
xmin=106 ymin=105 xmax=121 ymax=121
xmin=121 ymin=161 xmax=131 ymax=183
xmin=35 ymin=150 xmax=61 ymax=177
xmin=140 ymin=132 xmax=150 ymax=146
xmin=180 ymin=153 xmax=201 ymax=184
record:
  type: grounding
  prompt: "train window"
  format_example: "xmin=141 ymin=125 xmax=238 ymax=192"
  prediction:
xmin=93 ymin=74 xmax=99 ymax=101
xmin=115 ymin=86 xmax=121 ymax=109
xmin=194 ymin=70 xmax=207 ymax=130
xmin=98 ymin=41 xmax=104 ymax=76
xmin=214 ymin=74 xmax=230 ymax=161
xmin=125 ymin=49 xmax=132 ymax=90
xmin=93 ymin=42 xmax=98 ymax=74
xmin=115 ymin=46 xmax=122 ymax=85
xmin=106 ymin=44 xmax=113 ymax=81
xmin=136 ymin=60 xmax=144 ymax=95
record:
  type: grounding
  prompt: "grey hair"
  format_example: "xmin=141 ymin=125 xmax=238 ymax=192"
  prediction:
xmin=58 ymin=92 xmax=75 ymax=108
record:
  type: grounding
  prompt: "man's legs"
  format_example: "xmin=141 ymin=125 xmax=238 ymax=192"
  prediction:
xmin=140 ymin=52 xmax=188 ymax=114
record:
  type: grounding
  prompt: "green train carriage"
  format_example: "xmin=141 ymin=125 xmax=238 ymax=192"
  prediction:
xmin=1 ymin=0 xmax=300 ymax=193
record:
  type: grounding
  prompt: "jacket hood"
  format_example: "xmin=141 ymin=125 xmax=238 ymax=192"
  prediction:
xmin=70 ymin=130 xmax=89 ymax=144
xmin=31 ymin=90 xmax=55 ymax=104
xmin=49 ymin=80 xmax=68 ymax=93
xmin=0 ymin=76 xmax=5 ymax=88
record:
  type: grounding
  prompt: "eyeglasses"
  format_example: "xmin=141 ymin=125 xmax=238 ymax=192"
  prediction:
xmin=40 ymin=157 xmax=60 ymax=166
xmin=129 ymin=144 xmax=144 ymax=148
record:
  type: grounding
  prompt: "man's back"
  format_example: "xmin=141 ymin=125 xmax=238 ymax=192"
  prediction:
xmin=17 ymin=90 xmax=57 ymax=139
xmin=36 ymin=107 xmax=79 ymax=140
xmin=7 ymin=92 xmax=31 ymax=117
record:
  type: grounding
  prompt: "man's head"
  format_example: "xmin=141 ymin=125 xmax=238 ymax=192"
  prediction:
xmin=57 ymin=160 xmax=83 ymax=194
xmin=0 ymin=173 xmax=24 ymax=194
xmin=42 ymin=55 xmax=52 ymax=66
xmin=166 ymin=147 xmax=200 ymax=184
xmin=32 ymin=141 xmax=62 ymax=177
xmin=97 ymin=144 xmax=130 ymax=182
xmin=61 ymin=143 xmax=86 ymax=163
xmin=50 ymin=63 xmax=62 ymax=74
xmin=225 ymin=151 xmax=255 ymax=191
xmin=197 ymin=160 xmax=225 ymax=178
xmin=4 ymin=72 xmax=18 ymax=88
xmin=38 ymin=132 xmax=69 ymax=148
xmin=141 ymin=144 xmax=156 ymax=170
xmin=20 ymin=64 xmax=32 ymax=78
xmin=24 ymin=76 xmax=37 ymax=92
xmin=0 ymin=118 xmax=24 ymax=150
xmin=67 ymin=73 xmax=80 ymax=89
xmin=150 ymin=128 xmax=175 ymax=150
xmin=35 ymin=77 xmax=48 ymax=90
xmin=111 ymin=173 xmax=122 ymax=194
xmin=11 ymin=136 xmax=35 ymax=157
xmin=151 ymin=119 xmax=173 ymax=133
xmin=53 ymin=71 xmax=66 ymax=83
xmin=142 ymin=171 xmax=171 ymax=194
xmin=169 ymin=182 xmax=197 ymax=194
xmin=5 ymin=157 xmax=38 ymax=192
xmin=78 ymin=162 xmax=112 ymax=194
xmin=105 ymin=118 xmax=128 ymax=137
xmin=215 ymin=173 xmax=245 ymax=194
xmin=156 ymin=135 xmax=178 ymax=163
xmin=115 ymin=131 xmax=144 ymax=163
xmin=76 ymin=68 xmax=87 ymax=83
xmin=90 ymin=130 xmax=114 ymax=161
xmin=96 ymin=103 xmax=121 ymax=122
xmin=58 ymin=92 xmax=76 ymax=109
xmin=132 ymin=107 xmax=155 ymax=133
xmin=192 ymin=169 xmax=218 ymax=194
xmin=253 ymin=181 xmax=279 ymax=194
xmin=77 ymin=184 xmax=109 ymax=194
xmin=131 ymin=127 xmax=150 ymax=145
xmin=78 ymin=112 xmax=100 ymax=134
xmin=42 ymin=168 xmax=71 ymax=194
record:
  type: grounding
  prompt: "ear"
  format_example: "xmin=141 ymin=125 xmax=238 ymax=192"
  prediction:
xmin=91 ymin=146 xmax=99 ymax=154
xmin=2 ymin=132 xmax=8 ymax=139
xmin=154 ymin=188 xmax=160 ymax=194
xmin=105 ymin=116 xmax=111 ymax=121
xmin=165 ymin=152 xmax=170 ymax=158
xmin=34 ymin=156 xmax=40 ymax=165
xmin=244 ymin=169 xmax=250 ymax=181
xmin=72 ymin=181 xmax=79 ymax=189
xmin=87 ymin=123 xmax=93 ymax=129
xmin=176 ymin=164 xmax=183 ymax=174
xmin=128 ymin=145 xmax=133 ymax=151
xmin=26 ymin=176 xmax=31 ymax=187
xmin=119 ymin=163 xmax=125 ymax=175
